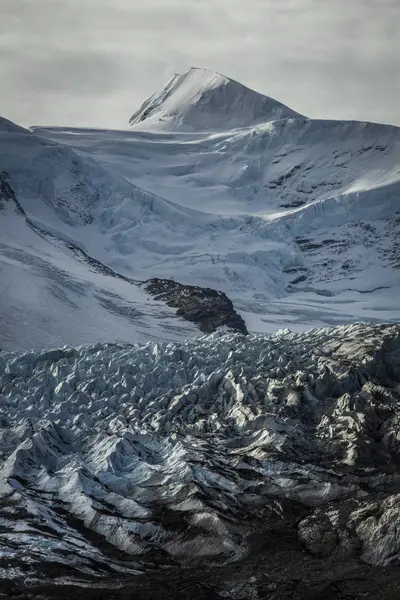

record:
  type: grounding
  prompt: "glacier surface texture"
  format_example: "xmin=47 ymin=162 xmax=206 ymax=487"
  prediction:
xmin=1 ymin=324 xmax=400 ymax=598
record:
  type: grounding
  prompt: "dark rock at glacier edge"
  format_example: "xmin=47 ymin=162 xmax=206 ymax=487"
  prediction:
xmin=144 ymin=277 xmax=248 ymax=335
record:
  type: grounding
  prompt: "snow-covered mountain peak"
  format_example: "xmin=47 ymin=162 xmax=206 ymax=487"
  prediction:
xmin=0 ymin=116 xmax=30 ymax=134
xmin=129 ymin=66 xmax=303 ymax=131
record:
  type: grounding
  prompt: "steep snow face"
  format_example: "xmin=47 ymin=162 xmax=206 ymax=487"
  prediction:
xmin=129 ymin=67 xmax=302 ymax=131
xmin=0 ymin=119 xmax=173 ymax=230
xmin=1 ymin=324 xmax=400 ymax=588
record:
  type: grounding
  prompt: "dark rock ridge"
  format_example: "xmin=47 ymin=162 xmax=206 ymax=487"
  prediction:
xmin=0 ymin=171 xmax=25 ymax=214
xmin=143 ymin=277 xmax=248 ymax=334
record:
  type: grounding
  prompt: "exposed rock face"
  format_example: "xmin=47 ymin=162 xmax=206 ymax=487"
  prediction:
xmin=143 ymin=277 xmax=248 ymax=334
xmin=0 ymin=171 xmax=15 ymax=203
xmin=1 ymin=324 xmax=400 ymax=598
xmin=0 ymin=171 xmax=24 ymax=214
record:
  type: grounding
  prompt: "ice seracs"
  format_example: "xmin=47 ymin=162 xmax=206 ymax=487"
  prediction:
xmin=129 ymin=67 xmax=303 ymax=131
xmin=1 ymin=324 xmax=400 ymax=592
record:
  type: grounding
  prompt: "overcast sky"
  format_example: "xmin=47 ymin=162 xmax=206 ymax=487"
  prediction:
xmin=1 ymin=0 xmax=399 ymax=128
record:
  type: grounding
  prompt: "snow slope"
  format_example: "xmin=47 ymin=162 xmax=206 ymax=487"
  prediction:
xmin=1 ymin=68 xmax=400 ymax=351
xmin=0 ymin=169 xmax=198 ymax=351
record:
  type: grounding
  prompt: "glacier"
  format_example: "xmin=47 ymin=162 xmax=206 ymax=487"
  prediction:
xmin=1 ymin=323 xmax=400 ymax=598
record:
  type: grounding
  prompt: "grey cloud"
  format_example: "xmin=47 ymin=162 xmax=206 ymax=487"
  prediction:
xmin=3 ymin=51 xmax=124 ymax=96
xmin=1 ymin=0 xmax=399 ymax=128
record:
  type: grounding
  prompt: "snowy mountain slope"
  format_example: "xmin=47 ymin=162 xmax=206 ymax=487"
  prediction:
xmin=0 ymin=174 xmax=199 ymax=351
xmin=0 ymin=148 xmax=244 ymax=351
xmin=0 ymin=116 xmax=188 ymax=233
xmin=128 ymin=67 xmax=302 ymax=131
xmin=32 ymin=73 xmax=400 ymax=335
xmin=36 ymin=117 xmax=400 ymax=218
xmin=1 ymin=68 xmax=400 ymax=351
xmin=1 ymin=324 xmax=400 ymax=598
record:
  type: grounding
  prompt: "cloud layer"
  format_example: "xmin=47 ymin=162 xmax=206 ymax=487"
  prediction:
xmin=1 ymin=0 xmax=399 ymax=128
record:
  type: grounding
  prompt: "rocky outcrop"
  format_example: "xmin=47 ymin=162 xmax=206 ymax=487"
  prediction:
xmin=143 ymin=277 xmax=248 ymax=334
xmin=0 ymin=171 xmax=25 ymax=214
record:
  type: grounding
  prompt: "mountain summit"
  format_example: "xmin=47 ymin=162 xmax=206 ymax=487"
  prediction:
xmin=129 ymin=67 xmax=303 ymax=131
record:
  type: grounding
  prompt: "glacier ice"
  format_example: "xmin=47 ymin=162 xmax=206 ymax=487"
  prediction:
xmin=1 ymin=323 xmax=400 ymax=589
